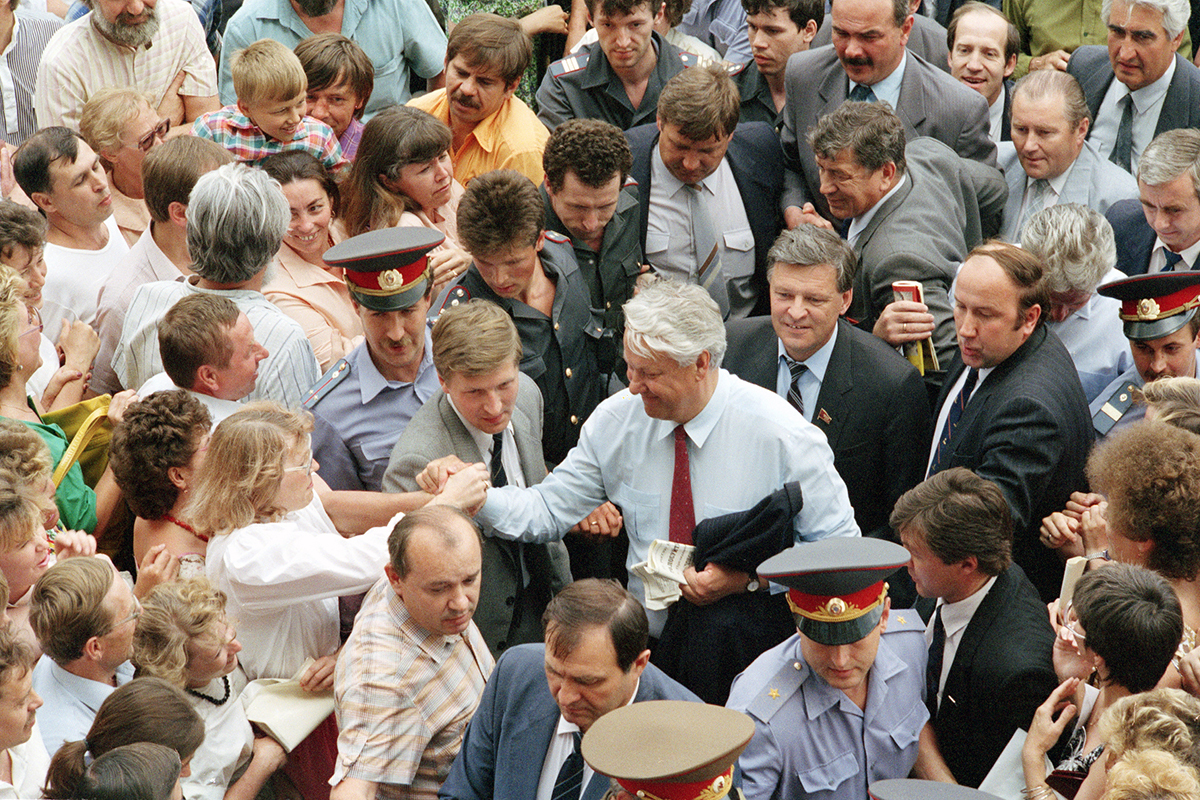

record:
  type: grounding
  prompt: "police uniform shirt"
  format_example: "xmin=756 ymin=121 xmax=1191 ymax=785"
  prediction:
xmin=307 ymin=328 xmax=439 ymax=491
xmin=645 ymin=148 xmax=757 ymax=317
xmin=726 ymin=615 xmax=929 ymax=800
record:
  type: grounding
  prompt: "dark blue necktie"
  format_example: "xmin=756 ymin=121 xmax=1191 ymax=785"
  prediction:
xmin=551 ymin=731 xmax=584 ymax=800
xmin=929 ymin=368 xmax=978 ymax=476
xmin=1164 ymin=249 xmax=1185 ymax=271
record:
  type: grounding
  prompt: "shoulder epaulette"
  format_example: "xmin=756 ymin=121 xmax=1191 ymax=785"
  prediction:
xmin=1093 ymin=380 xmax=1140 ymax=436
xmin=544 ymin=230 xmax=571 ymax=245
xmin=726 ymin=60 xmax=749 ymax=76
xmin=438 ymin=284 xmax=472 ymax=315
xmin=745 ymin=658 xmax=805 ymax=723
xmin=885 ymin=609 xmax=925 ymax=634
xmin=302 ymin=357 xmax=351 ymax=409
xmin=550 ymin=51 xmax=589 ymax=78
xmin=623 ymin=175 xmax=639 ymax=189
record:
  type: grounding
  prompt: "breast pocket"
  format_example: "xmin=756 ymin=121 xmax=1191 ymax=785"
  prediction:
xmin=722 ymin=227 xmax=756 ymax=277
xmin=645 ymin=231 xmax=671 ymax=260
xmin=796 ymin=750 xmax=859 ymax=795
xmin=614 ymin=483 xmax=661 ymax=542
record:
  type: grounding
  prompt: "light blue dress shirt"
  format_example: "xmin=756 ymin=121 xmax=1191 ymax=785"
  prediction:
xmin=1048 ymin=268 xmax=1134 ymax=402
xmin=775 ymin=323 xmax=838 ymax=422
xmin=677 ymin=0 xmax=752 ymax=62
xmin=33 ymin=656 xmax=134 ymax=755
xmin=726 ymin=624 xmax=928 ymax=800
xmin=476 ymin=369 xmax=860 ymax=635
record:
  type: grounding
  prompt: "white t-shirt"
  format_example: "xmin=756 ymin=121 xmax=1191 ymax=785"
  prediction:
xmin=43 ymin=216 xmax=131 ymax=326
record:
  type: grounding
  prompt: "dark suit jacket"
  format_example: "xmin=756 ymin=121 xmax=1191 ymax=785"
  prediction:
xmin=439 ymin=644 xmax=700 ymax=800
xmin=1107 ymin=197 xmax=1159 ymax=276
xmin=1068 ymin=47 xmax=1200 ymax=143
xmin=1000 ymin=78 xmax=1013 ymax=142
xmin=779 ymin=45 xmax=996 ymax=222
xmin=381 ymin=375 xmax=572 ymax=657
xmin=626 ymin=121 xmax=784 ymax=315
xmin=933 ymin=564 xmax=1058 ymax=788
xmin=723 ymin=317 xmax=932 ymax=540
xmin=931 ymin=327 xmax=1093 ymax=600
xmin=854 ymin=137 xmax=1008 ymax=365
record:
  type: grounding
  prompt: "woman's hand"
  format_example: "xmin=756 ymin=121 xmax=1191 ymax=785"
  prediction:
xmin=1024 ymin=677 xmax=1080 ymax=769
xmin=299 ymin=655 xmax=337 ymax=692
xmin=132 ymin=543 xmax=179 ymax=599
xmin=106 ymin=389 xmax=139 ymax=425
xmin=428 ymin=247 xmax=471 ymax=296
xmin=53 ymin=529 xmax=97 ymax=558
xmin=58 ymin=319 xmax=99 ymax=371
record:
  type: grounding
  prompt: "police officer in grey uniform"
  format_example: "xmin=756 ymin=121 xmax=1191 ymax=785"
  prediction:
xmin=541 ymin=118 xmax=644 ymax=346
xmin=1089 ymin=271 xmax=1200 ymax=438
xmin=304 ymin=227 xmax=445 ymax=492
xmin=726 ymin=538 xmax=952 ymax=800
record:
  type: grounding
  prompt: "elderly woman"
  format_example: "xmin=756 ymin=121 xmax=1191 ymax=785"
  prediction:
xmin=108 ymin=391 xmax=212 ymax=574
xmin=79 ymin=88 xmax=167 ymax=247
xmin=0 ymin=200 xmax=99 ymax=411
xmin=134 ymin=579 xmax=287 ymax=800
xmin=191 ymin=403 xmax=391 ymax=800
xmin=339 ymin=106 xmax=470 ymax=294
xmin=0 ymin=271 xmax=134 ymax=533
xmin=261 ymin=151 xmax=362 ymax=371
xmin=43 ymin=678 xmax=204 ymax=800
xmin=1024 ymin=564 xmax=1184 ymax=800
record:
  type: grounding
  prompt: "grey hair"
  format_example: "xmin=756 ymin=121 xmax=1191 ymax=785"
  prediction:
xmin=1019 ymin=204 xmax=1116 ymax=294
xmin=809 ymin=101 xmax=907 ymax=178
xmin=1139 ymin=128 xmax=1200 ymax=201
xmin=622 ymin=280 xmax=727 ymax=367
xmin=186 ymin=164 xmax=289 ymax=284
xmin=767 ymin=225 xmax=857 ymax=292
xmin=1102 ymin=0 xmax=1189 ymax=40
xmin=1012 ymin=69 xmax=1092 ymax=130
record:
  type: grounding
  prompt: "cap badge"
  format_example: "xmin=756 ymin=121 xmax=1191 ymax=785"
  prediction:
xmin=824 ymin=598 xmax=847 ymax=616
xmin=1138 ymin=297 xmax=1161 ymax=320
xmin=379 ymin=269 xmax=403 ymax=290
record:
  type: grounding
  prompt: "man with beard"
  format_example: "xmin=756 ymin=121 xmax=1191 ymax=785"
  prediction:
xmin=34 ymin=0 xmax=218 ymax=132
xmin=221 ymin=0 xmax=445 ymax=121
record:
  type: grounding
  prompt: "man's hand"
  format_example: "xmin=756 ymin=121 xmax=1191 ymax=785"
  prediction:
xmin=784 ymin=203 xmax=834 ymax=231
xmin=1029 ymin=49 xmax=1071 ymax=71
xmin=59 ymin=319 xmax=99 ymax=370
xmin=299 ymin=654 xmax=337 ymax=692
xmin=415 ymin=454 xmax=472 ymax=494
xmin=680 ymin=562 xmax=750 ymax=606
xmin=873 ymin=300 xmax=934 ymax=347
xmin=570 ymin=502 xmax=622 ymax=537
xmin=428 ymin=462 xmax=490 ymax=514
xmin=520 ymin=4 xmax=569 ymax=35
xmin=132 ymin=543 xmax=179 ymax=599
xmin=330 ymin=778 xmax=379 ymax=800
xmin=1039 ymin=512 xmax=1079 ymax=550
xmin=157 ymin=70 xmax=187 ymax=126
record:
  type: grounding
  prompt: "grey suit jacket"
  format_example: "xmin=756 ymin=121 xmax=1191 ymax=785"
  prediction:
xmin=381 ymin=374 xmax=572 ymax=657
xmin=780 ymin=45 xmax=996 ymax=222
xmin=998 ymin=139 xmax=1139 ymax=241
xmin=1068 ymin=47 xmax=1200 ymax=144
xmin=811 ymin=13 xmax=951 ymax=72
xmin=854 ymin=137 xmax=1007 ymax=365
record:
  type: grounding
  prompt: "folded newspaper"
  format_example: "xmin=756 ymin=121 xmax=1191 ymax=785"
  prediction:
xmin=631 ymin=539 xmax=695 ymax=610
xmin=242 ymin=658 xmax=335 ymax=752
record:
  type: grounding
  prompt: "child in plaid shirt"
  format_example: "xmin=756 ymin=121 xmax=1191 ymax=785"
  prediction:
xmin=193 ymin=39 xmax=349 ymax=178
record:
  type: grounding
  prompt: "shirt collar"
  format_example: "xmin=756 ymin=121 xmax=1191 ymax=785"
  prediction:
xmin=1129 ymin=54 xmax=1176 ymax=108
xmin=355 ymin=324 xmax=435 ymax=404
xmin=663 ymin=368 xmax=732 ymax=449
xmin=1026 ymin=165 xmax=1072 ymax=198
xmin=447 ymin=391 xmax=512 ymax=461
xmin=777 ymin=321 xmax=839 ymax=383
xmin=935 ymin=574 xmax=998 ymax=639
xmin=388 ymin=585 xmax=463 ymax=662
xmin=851 ymin=50 xmax=906 ymax=107
xmin=849 ymin=172 xmax=908 ymax=241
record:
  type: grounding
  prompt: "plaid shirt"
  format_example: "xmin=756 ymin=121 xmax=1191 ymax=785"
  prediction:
xmin=333 ymin=578 xmax=493 ymax=799
xmin=193 ymin=105 xmax=348 ymax=178
xmin=340 ymin=116 xmax=364 ymax=161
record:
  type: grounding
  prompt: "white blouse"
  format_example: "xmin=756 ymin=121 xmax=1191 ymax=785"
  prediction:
xmin=205 ymin=495 xmax=391 ymax=680
xmin=184 ymin=668 xmax=254 ymax=800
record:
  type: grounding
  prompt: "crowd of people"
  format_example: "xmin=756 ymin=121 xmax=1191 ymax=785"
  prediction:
xmin=2 ymin=0 xmax=1200 ymax=796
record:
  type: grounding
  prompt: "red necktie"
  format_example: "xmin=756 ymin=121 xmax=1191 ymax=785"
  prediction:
xmin=669 ymin=425 xmax=695 ymax=544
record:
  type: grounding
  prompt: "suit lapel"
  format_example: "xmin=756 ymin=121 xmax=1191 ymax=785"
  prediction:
xmin=857 ymin=175 xmax=912 ymax=249
xmin=813 ymin=321 xmax=854 ymax=447
xmin=1003 ymin=158 xmax=1025 ymax=231
xmin=1158 ymin=55 xmax=1189 ymax=134
xmin=939 ymin=570 xmax=1011 ymax=718
xmin=1058 ymin=146 xmax=1094 ymax=206
xmin=896 ymin=56 xmax=929 ymax=136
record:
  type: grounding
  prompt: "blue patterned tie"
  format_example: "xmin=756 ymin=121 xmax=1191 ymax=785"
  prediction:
xmin=786 ymin=359 xmax=807 ymax=416
xmin=551 ymin=731 xmax=584 ymax=800
xmin=849 ymin=83 xmax=878 ymax=102
xmin=929 ymin=368 xmax=978 ymax=477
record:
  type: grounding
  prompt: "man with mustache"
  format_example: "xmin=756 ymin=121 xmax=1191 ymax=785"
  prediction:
xmin=1088 ymin=271 xmax=1200 ymax=437
xmin=220 ymin=0 xmax=446 ymax=122
xmin=409 ymin=14 xmax=549 ymax=187
xmin=34 ymin=0 xmax=219 ymax=133
xmin=332 ymin=505 xmax=494 ymax=800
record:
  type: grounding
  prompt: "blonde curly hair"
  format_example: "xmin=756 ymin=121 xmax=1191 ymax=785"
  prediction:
xmin=132 ymin=578 xmax=228 ymax=688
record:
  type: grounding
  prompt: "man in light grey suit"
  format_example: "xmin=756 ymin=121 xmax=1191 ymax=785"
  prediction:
xmin=810 ymin=102 xmax=1006 ymax=365
xmin=1000 ymin=70 xmax=1138 ymax=242
xmin=779 ymin=0 xmax=996 ymax=227
xmin=382 ymin=300 xmax=571 ymax=659
xmin=1067 ymin=0 xmax=1200 ymax=176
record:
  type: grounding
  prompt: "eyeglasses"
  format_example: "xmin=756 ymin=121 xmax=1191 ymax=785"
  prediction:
xmin=284 ymin=454 xmax=314 ymax=476
xmin=137 ymin=118 xmax=170 ymax=152
xmin=110 ymin=597 xmax=143 ymax=631
xmin=1058 ymin=602 xmax=1086 ymax=649
xmin=19 ymin=306 xmax=41 ymax=338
